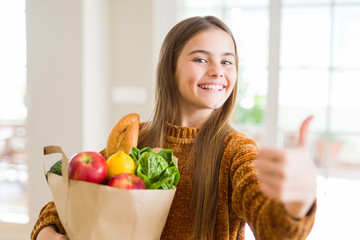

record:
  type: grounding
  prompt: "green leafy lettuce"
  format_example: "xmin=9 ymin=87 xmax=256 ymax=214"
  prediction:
xmin=129 ymin=147 xmax=180 ymax=189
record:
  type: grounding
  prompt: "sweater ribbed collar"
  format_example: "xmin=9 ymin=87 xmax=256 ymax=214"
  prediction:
xmin=165 ymin=122 xmax=199 ymax=144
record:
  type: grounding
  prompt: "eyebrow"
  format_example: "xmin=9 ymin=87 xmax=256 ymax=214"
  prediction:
xmin=188 ymin=49 xmax=235 ymax=58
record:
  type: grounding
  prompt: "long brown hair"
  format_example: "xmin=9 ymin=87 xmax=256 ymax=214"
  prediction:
xmin=138 ymin=16 xmax=238 ymax=239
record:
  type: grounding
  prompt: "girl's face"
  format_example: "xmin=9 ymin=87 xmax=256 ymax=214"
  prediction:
xmin=175 ymin=29 xmax=237 ymax=118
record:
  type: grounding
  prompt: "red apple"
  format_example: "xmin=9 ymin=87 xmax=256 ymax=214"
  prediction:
xmin=68 ymin=151 xmax=108 ymax=184
xmin=107 ymin=173 xmax=146 ymax=189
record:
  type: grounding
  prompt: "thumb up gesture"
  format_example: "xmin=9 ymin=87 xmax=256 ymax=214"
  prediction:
xmin=254 ymin=116 xmax=317 ymax=219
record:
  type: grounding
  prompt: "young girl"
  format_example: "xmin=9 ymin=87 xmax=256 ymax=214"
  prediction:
xmin=32 ymin=16 xmax=317 ymax=240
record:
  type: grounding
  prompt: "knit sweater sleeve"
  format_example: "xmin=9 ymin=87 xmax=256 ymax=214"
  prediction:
xmin=30 ymin=201 xmax=66 ymax=240
xmin=226 ymin=132 xmax=316 ymax=239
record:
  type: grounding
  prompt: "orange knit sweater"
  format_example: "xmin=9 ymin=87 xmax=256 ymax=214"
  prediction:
xmin=31 ymin=123 xmax=316 ymax=240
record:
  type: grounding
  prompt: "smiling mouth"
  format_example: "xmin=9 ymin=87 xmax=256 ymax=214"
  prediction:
xmin=198 ymin=84 xmax=225 ymax=91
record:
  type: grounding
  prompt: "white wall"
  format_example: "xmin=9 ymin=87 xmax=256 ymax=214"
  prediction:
xmin=108 ymin=0 xmax=155 ymax=124
xmin=82 ymin=0 xmax=110 ymax=151
xmin=0 ymin=0 xmax=178 ymax=239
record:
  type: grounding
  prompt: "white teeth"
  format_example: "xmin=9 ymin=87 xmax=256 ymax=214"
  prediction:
xmin=199 ymin=84 xmax=223 ymax=91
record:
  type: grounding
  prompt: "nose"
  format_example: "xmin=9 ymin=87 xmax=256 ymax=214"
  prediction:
xmin=208 ymin=62 xmax=223 ymax=78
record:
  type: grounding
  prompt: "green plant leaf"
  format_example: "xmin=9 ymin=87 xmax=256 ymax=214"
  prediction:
xmin=132 ymin=147 xmax=180 ymax=189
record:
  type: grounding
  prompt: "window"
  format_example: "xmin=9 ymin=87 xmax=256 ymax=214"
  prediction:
xmin=177 ymin=0 xmax=360 ymax=238
xmin=279 ymin=0 xmax=360 ymax=180
xmin=0 ymin=0 xmax=28 ymax=224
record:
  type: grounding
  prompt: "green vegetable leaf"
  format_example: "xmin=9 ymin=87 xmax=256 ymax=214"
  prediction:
xmin=48 ymin=159 xmax=62 ymax=176
xmin=138 ymin=152 xmax=168 ymax=182
xmin=140 ymin=147 xmax=154 ymax=155
xmin=129 ymin=147 xmax=141 ymax=162
xmin=158 ymin=149 xmax=175 ymax=166
xmin=135 ymin=163 xmax=152 ymax=187
xmin=132 ymin=147 xmax=180 ymax=189
xmin=149 ymin=166 xmax=180 ymax=189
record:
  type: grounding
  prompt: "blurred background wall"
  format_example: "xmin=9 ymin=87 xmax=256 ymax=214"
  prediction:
xmin=0 ymin=0 xmax=173 ymax=239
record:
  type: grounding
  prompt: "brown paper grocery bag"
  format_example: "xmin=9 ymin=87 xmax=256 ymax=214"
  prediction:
xmin=44 ymin=145 xmax=176 ymax=240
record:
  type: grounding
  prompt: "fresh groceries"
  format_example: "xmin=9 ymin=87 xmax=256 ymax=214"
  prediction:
xmin=106 ymin=150 xmax=135 ymax=179
xmin=129 ymin=147 xmax=180 ymax=189
xmin=47 ymin=113 xmax=180 ymax=190
xmin=107 ymin=173 xmax=146 ymax=189
xmin=106 ymin=113 xmax=140 ymax=159
xmin=48 ymin=159 xmax=62 ymax=175
xmin=68 ymin=151 xmax=108 ymax=184
xmin=43 ymin=113 xmax=177 ymax=240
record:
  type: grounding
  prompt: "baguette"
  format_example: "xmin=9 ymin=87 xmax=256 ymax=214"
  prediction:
xmin=106 ymin=113 xmax=140 ymax=158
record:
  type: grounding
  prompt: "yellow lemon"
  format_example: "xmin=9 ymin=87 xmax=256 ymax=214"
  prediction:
xmin=107 ymin=150 xmax=135 ymax=178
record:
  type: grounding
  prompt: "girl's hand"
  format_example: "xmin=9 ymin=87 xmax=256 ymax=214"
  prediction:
xmin=254 ymin=116 xmax=317 ymax=219
xmin=36 ymin=225 xmax=69 ymax=240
